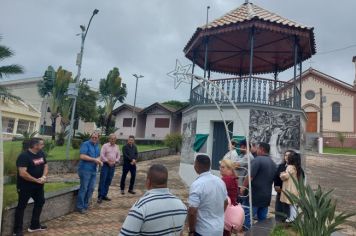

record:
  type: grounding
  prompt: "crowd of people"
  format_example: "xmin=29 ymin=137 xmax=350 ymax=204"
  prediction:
xmin=13 ymin=133 xmax=138 ymax=235
xmin=13 ymin=134 xmax=304 ymax=236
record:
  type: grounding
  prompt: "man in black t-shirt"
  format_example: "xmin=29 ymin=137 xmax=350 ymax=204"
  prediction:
xmin=13 ymin=138 xmax=48 ymax=236
xmin=120 ymin=135 xmax=138 ymax=195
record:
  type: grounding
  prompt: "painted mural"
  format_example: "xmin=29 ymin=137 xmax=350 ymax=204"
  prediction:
xmin=249 ymin=109 xmax=300 ymax=164
xmin=181 ymin=114 xmax=197 ymax=164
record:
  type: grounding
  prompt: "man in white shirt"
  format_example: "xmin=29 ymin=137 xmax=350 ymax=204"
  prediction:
xmin=188 ymin=154 xmax=228 ymax=236
xmin=223 ymin=140 xmax=239 ymax=162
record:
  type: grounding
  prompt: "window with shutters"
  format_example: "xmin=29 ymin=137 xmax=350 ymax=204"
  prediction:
xmin=123 ymin=118 xmax=136 ymax=127
xmin=154 ymin=118 xmax=170 ymax=128
xmin=331 ymin=102 xmax=340 ymax=122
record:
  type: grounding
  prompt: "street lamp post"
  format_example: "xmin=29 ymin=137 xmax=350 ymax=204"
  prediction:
xmin=66 ymin=9 xmax=99 ymax=160
xmin=131 ymin=74 xmax=144 ymax=135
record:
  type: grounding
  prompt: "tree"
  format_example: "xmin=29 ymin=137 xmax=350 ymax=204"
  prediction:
xmin=0 ymin=36 xmax=24 ymax=230
xmin=337 ymin=132 xmax=345 ymax=148
xmin=99 ymin=67 xmax=127 ymax=135
xmin=162 ymin=100 xmax=189 ymax=110
xmin=38 ymin=66 xmax=74 ymax=140
xmin=0 ymin=37 xmax=24 ymax=79
xmin=75 ymin=78 xmax=98 ymax=123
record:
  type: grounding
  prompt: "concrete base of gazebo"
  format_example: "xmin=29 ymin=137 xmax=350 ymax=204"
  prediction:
xmin=179 ymin=103 xmax=306 ymax=186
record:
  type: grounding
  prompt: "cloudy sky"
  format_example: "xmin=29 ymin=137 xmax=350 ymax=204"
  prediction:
xmin=1 ymin=0 xmax=355 ymax=108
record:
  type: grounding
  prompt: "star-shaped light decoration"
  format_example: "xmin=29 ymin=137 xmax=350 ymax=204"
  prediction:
xmin=167 ymin=59 xmax=192 ymax=89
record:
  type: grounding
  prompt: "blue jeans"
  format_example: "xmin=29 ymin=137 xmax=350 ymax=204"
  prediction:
xmin=76 ymin=169 xmax=97 ymax=210
xmin=98 ymin=163 xmax=115 ymax=198
xmin=242 ymin=199 xmax=268 ymax=230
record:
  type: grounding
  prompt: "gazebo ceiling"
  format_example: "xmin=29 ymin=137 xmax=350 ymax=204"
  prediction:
xmin=184 ymin=2 xmax=316 ymax=76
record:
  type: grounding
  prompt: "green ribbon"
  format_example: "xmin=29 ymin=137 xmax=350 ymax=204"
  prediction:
xmin=193 ymin=134 xmax=209 ymax=152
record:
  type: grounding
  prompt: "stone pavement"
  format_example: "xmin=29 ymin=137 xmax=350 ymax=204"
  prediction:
xmin=25 ymin=155 xmax=188 ymax=236
xmin=22 ymin=153 xmax=356 ymax=236
xmin=305 ymin=154 xmax=356 ymax=236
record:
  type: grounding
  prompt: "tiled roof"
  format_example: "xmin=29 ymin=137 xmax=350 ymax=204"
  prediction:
xmin=140 ymin=103 xmax=179 ymax=114
xmin=159 ymin=103 xmax=179 ymax=113
xmin=112 ymin=103 xmax=142 ymax=115
xmin=201 ymin=2 xmax=311 ymax=30
xmin=184 ymin=1 xmax=316 ymax=76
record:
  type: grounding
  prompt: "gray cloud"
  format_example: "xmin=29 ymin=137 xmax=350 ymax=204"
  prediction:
xmin=1 ymin=0 xmax=355 ymax=108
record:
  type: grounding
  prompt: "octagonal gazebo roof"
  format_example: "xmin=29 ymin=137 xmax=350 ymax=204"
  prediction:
xmin=184 ymin=2 xmax=316 ymax=76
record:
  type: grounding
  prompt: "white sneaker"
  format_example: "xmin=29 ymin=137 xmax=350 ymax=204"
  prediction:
xmin=28 ymin=225 xmax=47 ymax=232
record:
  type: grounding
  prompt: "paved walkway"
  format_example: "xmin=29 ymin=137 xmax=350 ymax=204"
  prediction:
xmin=24 ymin=153 xmax=356 ymax=236
xmin=26 ymin=155 xmax=188 ymax=236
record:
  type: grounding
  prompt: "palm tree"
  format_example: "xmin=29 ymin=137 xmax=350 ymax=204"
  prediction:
xmin=0 ymin=36 xmax=24 ymax=231
xmin=38 ymin=66 xmax=73 ymax=140
xmin=0 ymin=37 xmax=24 ymax=79
xmin=99 ymin=67 xmax=127 ymax=135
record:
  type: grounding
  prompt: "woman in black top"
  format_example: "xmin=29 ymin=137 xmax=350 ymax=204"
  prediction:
xmin=274 ymin=150 xmax=293 ymax=222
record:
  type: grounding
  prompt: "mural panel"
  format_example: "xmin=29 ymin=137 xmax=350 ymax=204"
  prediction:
xmin=181 ymin=113 xmax=197 ymax=164
xmin=249 ymin=109 xmax=300 ymax=164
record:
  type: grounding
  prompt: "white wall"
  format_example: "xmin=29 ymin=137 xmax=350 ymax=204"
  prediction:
xmin=302 ymin=75 xmax=355 ymax=132
xmin=145 ymin=114 xmax=171 ymax=139
xmin=114 ymin=109 xmax=138 ymax=138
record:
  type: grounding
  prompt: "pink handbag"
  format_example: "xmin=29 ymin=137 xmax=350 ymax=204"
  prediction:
xmin=224 ymin=197 xmax=245 ymax=232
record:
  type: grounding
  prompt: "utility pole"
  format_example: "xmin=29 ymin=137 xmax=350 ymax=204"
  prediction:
xmin=319 ymin=88 xmax=323 ymax=153
xmin=0 ymin=110 xmax=3 ymax=232
xmin=66 ymin=9 xmax=99 ymax=160
xmin=131 ymin=74 xmax=144 ymax=136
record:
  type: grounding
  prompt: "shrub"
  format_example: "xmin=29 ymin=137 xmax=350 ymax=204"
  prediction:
xmin=164 ymin=133 xmax=182 ymax=153
xmin=43 ymin=139 xmax=55 ymax=156
xmin=336 ymin=132 xmax=345 ymax=148
xmin=56 ymin=131 xmax=67 ymax=146
xmin=72 ymin=138 xmax=82 ymax=149
xmin=283 ymin=176 xmax=356 ymax=236
xmin=100 ymin=136 xmax=108 ymax=145
xmin=76 ymin=132 xmax=91 ymax=142
xmin=21 ymin=131 xmax=38 ymax=151
xmin=12 ymin=136 xmax=24 ymax=142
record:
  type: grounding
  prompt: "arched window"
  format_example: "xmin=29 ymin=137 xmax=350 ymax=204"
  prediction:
xmin=332 ymin=102 xmax=340 ymax=122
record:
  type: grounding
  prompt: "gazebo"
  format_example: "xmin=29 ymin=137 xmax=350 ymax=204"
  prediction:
xmin=184 ymin=1 xmax=316 ymax=109
xmin=179 ymin=1 xmax=316 ymax=176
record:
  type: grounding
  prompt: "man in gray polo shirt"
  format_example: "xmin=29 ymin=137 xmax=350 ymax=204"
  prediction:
xmin=188 ymin=154 xmax=228 ymax=236
xmin=241 ymin=142 xmax=277 ymax=230
xmin=119 ymin=164 xmax=187 ymax=236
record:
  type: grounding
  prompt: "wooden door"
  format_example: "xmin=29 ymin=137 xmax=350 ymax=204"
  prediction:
xmin=306 ymin=112 xmax=317 ymax=132
xmin=212 ymin=122 xmax=233 ymax=170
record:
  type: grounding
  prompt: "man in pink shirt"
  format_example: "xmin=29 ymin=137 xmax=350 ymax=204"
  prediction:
xmin=97 ymin=133 xmax=120 ymax=203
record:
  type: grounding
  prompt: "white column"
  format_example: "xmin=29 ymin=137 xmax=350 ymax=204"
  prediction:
xmin=318 ymin=137 xmax=323 ymax=154
xmin=12 ymin=118 xmax=19 ymax=135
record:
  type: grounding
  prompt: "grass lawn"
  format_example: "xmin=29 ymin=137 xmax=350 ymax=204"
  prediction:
xmin=3 ymin=141 xmax=167 ymax=174
xmin=324 ymin=147 xmax=356 ymax=155
xmin=3 ymin=182 xmax=79 ymax=208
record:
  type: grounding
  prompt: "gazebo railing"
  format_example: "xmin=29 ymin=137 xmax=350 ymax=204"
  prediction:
xmin=191 ymin=76 xmax=301 ymax=109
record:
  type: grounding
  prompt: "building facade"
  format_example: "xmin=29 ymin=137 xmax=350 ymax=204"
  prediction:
xmin=1 ymin=99 xmax=41 ymax=139
xmin=300 ymin=67 xmax=356 ymax=147
xmin=0 ymin=77 xmax=96 ymax=136
xmin=112 ymin=103 xmax=183 ymax=140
